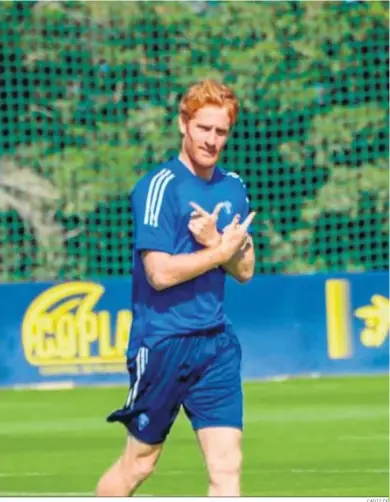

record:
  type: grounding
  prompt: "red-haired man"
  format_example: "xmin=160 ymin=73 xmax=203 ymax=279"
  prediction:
xmin=96 ymin=79 xmax=256 ymax=497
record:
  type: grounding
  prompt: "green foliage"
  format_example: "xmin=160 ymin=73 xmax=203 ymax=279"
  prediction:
xmin=0 ymin=0 xmax=388 ymax=280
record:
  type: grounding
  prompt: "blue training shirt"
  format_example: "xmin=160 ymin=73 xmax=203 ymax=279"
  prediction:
xmin=128 ymin=156 xmax=250 ymax=353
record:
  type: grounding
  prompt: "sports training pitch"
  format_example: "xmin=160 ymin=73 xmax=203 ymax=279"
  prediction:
xmin=0 ymin=375 xmax=388 ymax=496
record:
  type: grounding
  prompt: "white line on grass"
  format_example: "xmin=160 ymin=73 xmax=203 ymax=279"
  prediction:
xmin=291 ymin=468 xmax=388 ymax=474
xmin=0 ymin=472 xmax=49 ymax=477
xmin=154 ymin=468 xmax=389 ymax=475
xmin=0 ymin=493 xmax=153 ymax=497
xmin=2 ymin=467 xmax=388 ymax=479
xmin=338 ymin=434 xmax=388 ymax=441
xmin=0 ymin=493 xmax=92 ymax=497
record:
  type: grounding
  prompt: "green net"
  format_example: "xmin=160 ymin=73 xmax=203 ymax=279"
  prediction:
xmin=0 ymin=1 xmax=388 ymax=281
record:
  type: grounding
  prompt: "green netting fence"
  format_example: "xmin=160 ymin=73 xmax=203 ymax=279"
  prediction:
xmin=0 ymin=0 xmax=388 ymax=281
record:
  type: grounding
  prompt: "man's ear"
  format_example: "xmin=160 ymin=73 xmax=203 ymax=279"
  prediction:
xmin=178 ymin=115 xmax=187 ymax=136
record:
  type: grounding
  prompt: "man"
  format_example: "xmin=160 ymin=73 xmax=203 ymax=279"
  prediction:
xmin=96 ymin=79 xmax=256 ymax=497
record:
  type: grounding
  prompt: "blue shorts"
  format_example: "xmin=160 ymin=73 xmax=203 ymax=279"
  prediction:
xmin=107 ymin=325 xmax=243 ymax=445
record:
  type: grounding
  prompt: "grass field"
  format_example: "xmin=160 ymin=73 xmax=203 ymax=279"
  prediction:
xmin=0 ymin=375 xmax=388 ymax=497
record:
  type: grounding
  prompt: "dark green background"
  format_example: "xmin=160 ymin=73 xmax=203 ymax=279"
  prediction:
xmin=0 ymin=1 xmax=388 ymax=281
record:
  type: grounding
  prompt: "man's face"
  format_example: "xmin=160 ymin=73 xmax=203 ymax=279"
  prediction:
xmin=179 ymin=105 xmax=231 ymax=170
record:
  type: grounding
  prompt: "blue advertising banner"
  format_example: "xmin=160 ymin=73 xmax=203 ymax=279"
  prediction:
xmin=226 ymin=272 xmax=389 ymax=379
xmin=0 ymin=272 xmax=388 ymax=388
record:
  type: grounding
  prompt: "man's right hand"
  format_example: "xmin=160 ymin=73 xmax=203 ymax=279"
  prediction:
xmin=217 ymin=212 xmax=256 ymax=263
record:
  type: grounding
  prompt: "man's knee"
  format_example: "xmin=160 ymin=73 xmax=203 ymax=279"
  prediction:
xmin=121 ymin=435 xmax=162 ymax=486
xmin=130 ymin=455 xmax=156 ymax=482
xmin=96 ymin=449 xmax=158 ymax=496
xmin=208 ymin=449 xmax=242 ymax=483
xmin=96 ymin=456 xmax=155 ymax=496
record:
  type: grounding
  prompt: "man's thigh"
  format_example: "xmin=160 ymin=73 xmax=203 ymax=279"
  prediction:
xmin=183 ymin=330 xmax=243 ymax=430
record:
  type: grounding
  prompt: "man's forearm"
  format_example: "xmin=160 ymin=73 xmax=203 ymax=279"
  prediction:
xmin=222 ymin=238 xmax=255 ymax=283
xmin=143 ymin=247 xmax=224 ymax=291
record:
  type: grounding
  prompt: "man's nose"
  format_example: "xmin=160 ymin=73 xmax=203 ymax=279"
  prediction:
xmin=205 ymin=132 xmax=217 ymax=148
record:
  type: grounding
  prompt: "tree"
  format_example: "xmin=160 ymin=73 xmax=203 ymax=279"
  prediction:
xmin=0 ymin=0 xmax=388 ymax=280
xmin=0 ymin=157 xmax=63 ymax=280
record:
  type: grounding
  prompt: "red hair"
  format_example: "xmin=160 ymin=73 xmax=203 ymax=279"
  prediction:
xmin=179 ymin=79 xmax=239 ymax=125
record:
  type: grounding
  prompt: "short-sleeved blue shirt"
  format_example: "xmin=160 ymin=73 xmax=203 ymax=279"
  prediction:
xmin=128 ymin=156 xmax=250 ymax=353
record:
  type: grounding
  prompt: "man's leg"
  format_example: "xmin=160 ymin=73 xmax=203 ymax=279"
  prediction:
xmin=183 ymin=328 xmax=243 ymax=496
xmin=98 ymin=338 xmax=197 ymax=496
xmin=196 ymin=427 xmax=242 ymax=496
xmin=95 ymin=434 xmax=163 ymax=496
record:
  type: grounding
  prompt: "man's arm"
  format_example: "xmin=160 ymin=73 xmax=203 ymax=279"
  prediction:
xmin=143 ymin=212 xmax=255 ymax=291
xmin=222 ymin=236 xmax=255 ymax=283
xmin=142 ymin=247 xmax=222 ymax=291
xmin=187 ymin=202 xmax=256 ymax=283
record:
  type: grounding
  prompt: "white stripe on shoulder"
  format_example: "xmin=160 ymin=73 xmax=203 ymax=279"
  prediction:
xmin=227 ymin=171 xmax=247 ymax=188
xmin=148 ymin=170 xmax=173 ymax=226
xmin=144 ymin=169 xmax=169 ymax=225
xmin=151 ymin=173 xmax=175 ymax=227
xmin=227 ymin=172 xmax=241 ymax=179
